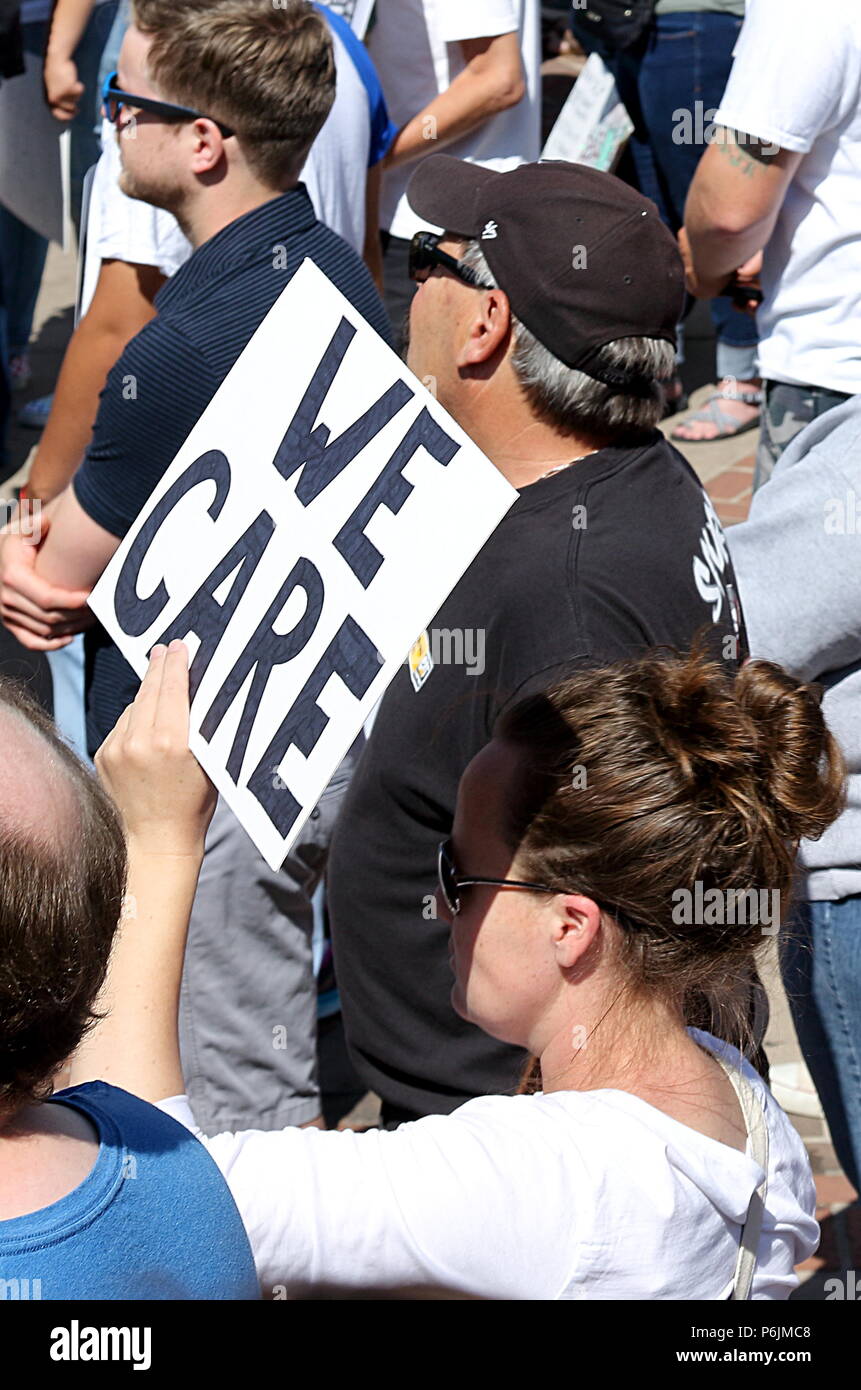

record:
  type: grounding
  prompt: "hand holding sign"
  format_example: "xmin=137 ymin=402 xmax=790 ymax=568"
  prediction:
xmin=96 ymin=641 xmax=218 ymax=860
xmin=90 ymin=259 xmax=515 ymax=869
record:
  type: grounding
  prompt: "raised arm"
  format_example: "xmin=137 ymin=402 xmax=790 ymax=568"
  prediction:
xmin=70 ymin=641 xmax=217 ymax=1098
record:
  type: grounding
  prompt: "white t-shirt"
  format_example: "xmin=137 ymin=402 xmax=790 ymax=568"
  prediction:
xmin=714 ymin=0 xmax=861 ymax=394
xmin=79 ymin=120 xmax=190 ymax=313
xmin=157 ymin=1030 xmax=818 ymax=1300
xmin=368 ymin=0 xmax=541 ymax=240
xmin=79 ymin=9 xmax=389 ymax=313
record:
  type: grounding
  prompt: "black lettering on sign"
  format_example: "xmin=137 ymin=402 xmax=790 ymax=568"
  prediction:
xmin=246 ymin=615 xmax=378 ymax=838
xmin=335 ymin=407 xmax=459 ymax=588
xmin=153 ymin=510 xmax=275 ymax=702
xmin=272 ymin=316 xmax=414 ymax=503
xmin=114 ymin=449 xmax=232 ymax=637
xmin=199 ymin=556 xmax=325 ymax=783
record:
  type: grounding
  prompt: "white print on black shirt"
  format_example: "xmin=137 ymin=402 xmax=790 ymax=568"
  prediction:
xmin=693 ymin=495 xmax=740 ymax=635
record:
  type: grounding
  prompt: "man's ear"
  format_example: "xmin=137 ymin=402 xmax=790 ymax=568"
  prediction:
xmin=456 ymin=286 xmax=512 ymax=370
xmin=187 ymin=118 xmax=227 ymax=177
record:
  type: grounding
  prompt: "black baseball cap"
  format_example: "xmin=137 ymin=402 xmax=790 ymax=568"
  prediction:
xmin=407 ymin=156 xmax=686 ymax=389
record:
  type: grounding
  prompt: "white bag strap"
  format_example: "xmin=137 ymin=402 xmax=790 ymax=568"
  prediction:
xmin=717 ymin=1059 xmax=770 ymax=1301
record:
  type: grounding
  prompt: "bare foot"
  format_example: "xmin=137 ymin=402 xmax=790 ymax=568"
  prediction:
xmin=672 ymin=377 xmax=762 ymax=442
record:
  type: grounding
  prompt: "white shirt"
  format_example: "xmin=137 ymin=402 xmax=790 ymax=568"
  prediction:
xmin=368 ymin=0 xmax=541 ymax=241
xmin=714 ymin=0 xmax=861 ymax=394
xmin=79 ymin=120 xmax=189 ymax=314
xmin=158 ymin=1030 xmax=818 ymax=1300
xmin=79 ymin=10 xmax=387 ymax=314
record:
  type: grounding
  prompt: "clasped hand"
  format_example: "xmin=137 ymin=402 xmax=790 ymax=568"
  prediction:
xmin=0 ymin=513 xmax=93 ymax=650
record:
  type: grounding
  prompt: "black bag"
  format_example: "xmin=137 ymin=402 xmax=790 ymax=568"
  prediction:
xmin=574 ymin=0 xmax=656 ymax=51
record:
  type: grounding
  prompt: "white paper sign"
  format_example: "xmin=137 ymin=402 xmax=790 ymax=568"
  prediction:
xmin=541 ymin=52 xmax=634 ymax=174
xmin=89 ymin=258 xmax=516 ymax=870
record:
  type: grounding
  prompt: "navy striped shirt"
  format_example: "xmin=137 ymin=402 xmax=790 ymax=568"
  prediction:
xmin=74 ymin=185 xmax=392 ymax=752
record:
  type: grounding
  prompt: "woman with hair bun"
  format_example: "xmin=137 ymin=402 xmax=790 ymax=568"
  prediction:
xmin=76 ymin=640 xmax=844 ymax=1300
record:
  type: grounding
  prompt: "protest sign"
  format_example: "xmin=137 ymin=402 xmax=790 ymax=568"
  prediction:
xmin=89 ymin=258 xmax=516 ymax=870
xmin=541 ymin=52 xmax=633 ymax=174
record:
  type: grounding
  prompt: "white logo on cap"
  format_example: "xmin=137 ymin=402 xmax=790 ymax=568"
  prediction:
xmin=481 ymin=220 xmax=498 ymax=240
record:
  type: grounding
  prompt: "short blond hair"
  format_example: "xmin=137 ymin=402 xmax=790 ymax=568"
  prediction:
xmin=132 ymin=0 xmax=335 ymax=188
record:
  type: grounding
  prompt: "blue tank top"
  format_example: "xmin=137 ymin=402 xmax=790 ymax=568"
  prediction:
xmin=0 ymin=1082 xmax=259 ymax=1300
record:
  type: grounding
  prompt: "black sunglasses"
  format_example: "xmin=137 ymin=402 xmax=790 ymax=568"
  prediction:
xmin=437 ymin=838 xmax=559 ymax=917
xmin=409 ymin=231 xmax=484 ymax=289
xmin=101 ymin=69 xmax=235 ymax=139
xmin=437 ymin=837 xmax=645 ymax=930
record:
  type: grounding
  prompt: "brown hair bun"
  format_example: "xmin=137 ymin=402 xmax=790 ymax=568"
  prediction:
xmin=735 ymin=659 xmax=845 ymax=842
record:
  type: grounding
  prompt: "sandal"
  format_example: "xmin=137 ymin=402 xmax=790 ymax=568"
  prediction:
xmin=671 ymin=384 xmax=763 ymax=443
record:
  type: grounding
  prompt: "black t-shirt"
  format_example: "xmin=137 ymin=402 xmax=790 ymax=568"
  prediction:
xmin=327 ymin=433 xmax=748 ymax=1116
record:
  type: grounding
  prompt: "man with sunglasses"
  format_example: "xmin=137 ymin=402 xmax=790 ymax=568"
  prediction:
xmin=0 ymin=0 xmax=391 ymax=1141
xmin=327 ymin=154 xmax=750 ymax=1127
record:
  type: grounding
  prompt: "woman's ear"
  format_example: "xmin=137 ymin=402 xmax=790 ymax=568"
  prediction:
xmin=456 ymin=286 xmax=512 ymax=369
xmin=552 ymin=894 xmax=603 ymax=970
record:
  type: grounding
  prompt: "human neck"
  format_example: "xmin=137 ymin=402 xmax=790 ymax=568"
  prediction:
xmin=453 ymin=386 xmax=610 ymax=490
xmin=537 ymin=989 xmax=694 ymax=1097
xmin=0 ymin=1100 xmax=100 ymax=1221
xmin=178 ymin=177 xmax=293 ymax=250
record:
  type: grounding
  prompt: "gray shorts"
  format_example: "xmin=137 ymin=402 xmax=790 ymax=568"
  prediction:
xmin=755 ymin=380 xmax=852 ymax=492
xmin=179 ymin=753 xmax=356 ymax=1136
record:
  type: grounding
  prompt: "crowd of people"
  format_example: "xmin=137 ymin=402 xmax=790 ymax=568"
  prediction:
xmin=0 ymin=0 xmax=857 ymax=1302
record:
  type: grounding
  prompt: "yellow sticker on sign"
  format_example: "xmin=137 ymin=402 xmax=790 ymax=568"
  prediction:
xmin=408 ymin=630 xmax=433 ymax=692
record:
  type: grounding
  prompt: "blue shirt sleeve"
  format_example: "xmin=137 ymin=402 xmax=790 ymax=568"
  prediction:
xmin=315 ymin=2 xmax=397 ymax=166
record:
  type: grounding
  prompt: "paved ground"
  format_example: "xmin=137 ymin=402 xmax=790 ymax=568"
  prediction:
xmin=11 ymin=239 xmax=858 ymax=1294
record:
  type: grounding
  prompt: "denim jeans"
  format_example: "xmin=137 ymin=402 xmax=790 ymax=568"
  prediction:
xmin=781 ymin=898 xmax=861 ymax=1194
xmin=572 ymin=10 xmax=759 ymax=371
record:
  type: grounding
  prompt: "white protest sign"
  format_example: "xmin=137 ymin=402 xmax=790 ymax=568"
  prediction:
xmin=541 ymin=52 xmax=633 ymax=174
xmin=89 ymin=258 xmax=516 ymax=870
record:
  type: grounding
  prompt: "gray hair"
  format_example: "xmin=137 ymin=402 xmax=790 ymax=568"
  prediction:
xmin=459 ymin=240 xmax=676 ymax=438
